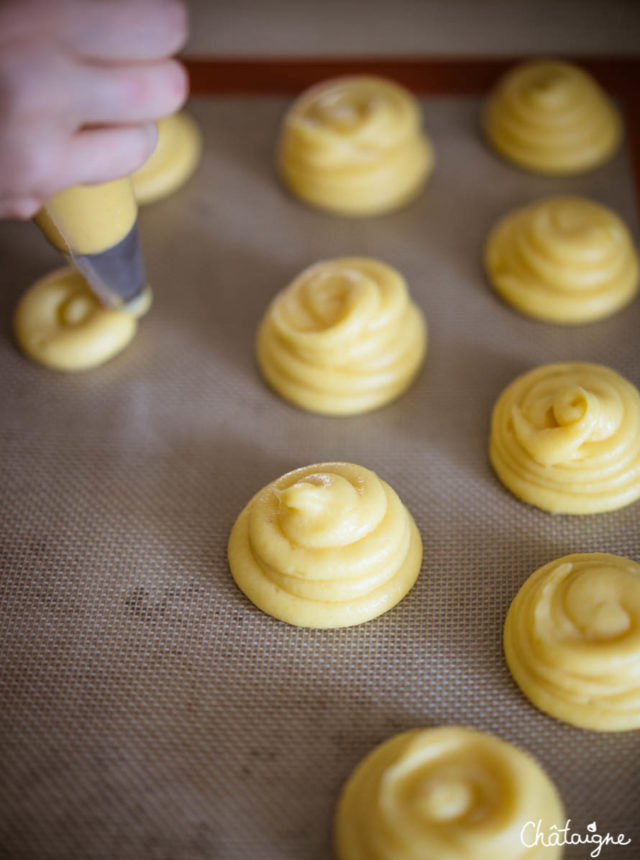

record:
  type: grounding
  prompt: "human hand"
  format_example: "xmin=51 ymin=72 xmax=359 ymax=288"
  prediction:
xmin=0 ymin=0 xmax=189 ymax=219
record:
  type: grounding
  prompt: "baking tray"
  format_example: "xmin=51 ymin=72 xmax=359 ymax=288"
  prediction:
xmin=1 ymin=58 xmax=639 ymax=859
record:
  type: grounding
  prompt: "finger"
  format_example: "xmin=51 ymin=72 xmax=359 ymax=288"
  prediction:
xmin=0 ymin=197 xmax=42 ymax=220
xmin=52 ymin=123 xmax=159 ymax=191
xmin=63 ymin=0 xmax=188 ymax=63
xmin=73 ymin=58 xmax=188 ymax=126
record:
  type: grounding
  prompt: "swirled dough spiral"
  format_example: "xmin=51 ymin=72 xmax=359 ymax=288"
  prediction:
xmin=14 ymin=268 xmax=148 ymax=371
xmin=227 ymin=462 xmax=422 ymax=628
xmin=256 ymin=258 xmax=427 ymax=415
xmin=485 ymin=197 xmax=639 ymax=323
xmin=335 ymin=727 xmax=565 ymax=860
xmin=277 ymin=76 xmax=434 ymax=216
xmin=132 ymin=111 xmax=202 ymax=205
xmin=484 ymin=60 xmax=622 ymax=175
xmin=490 ymin=362 xmax=640 ymax=513
xmin=504 ymin=553 xmax=640 ymax=731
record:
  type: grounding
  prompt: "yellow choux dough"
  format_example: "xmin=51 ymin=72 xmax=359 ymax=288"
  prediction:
xmin=504 ymin=553 xmax=640 ymax=731
xmin=335 ymin=727 xmax=565 ymax=860
xmin=490 ymin=362 xmax=640 ymax=513
xmin=277 ymin=76 xmax=434 ymax=216
xmin=35 ymin=178 xmax=137 ymax=255
xmin=256 ymin=258 xmax=427 ymax=415
xmin=484 ymin=60 xmax=622 ymax=175
xmin=132 ymin=111 xmax=202 ymax=205
xmin=14 ymin=268 xmax=149 ymax=371
xmin=227 ymin=462 xmax=422 ymax=628
xmin=485 ymin=197 xmax=639 ymax=323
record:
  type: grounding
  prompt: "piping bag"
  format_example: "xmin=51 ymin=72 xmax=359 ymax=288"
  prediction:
xmin=34 ymin=177 xmax=150 ymax=314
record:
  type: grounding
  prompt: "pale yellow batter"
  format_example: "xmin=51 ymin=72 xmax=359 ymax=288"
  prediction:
xmin=490 ymin=362 xmax=640 ymax=513
xmin=485 ymin=197 xmax=639 ymax=323
xmin=504 ymin=553 xmax=640 ymax=732
xmin=227 ymin=462 xmax=422 ymax=628
xmin=35 ymin=178 xmax=137 ymax=255
xmin=132 ymin=111 xmax=202 ymax=205
xmin=277 ymin=76 xmax=434 ymax=216
xmin=14 ymin=268 xmax=149 ymax=371
xmin=484 ymin=60 xmax=622 ymax=175
xmin=256 ymin=258 xmax=427 ymax=415
xmin=335 ymin=727 xmax=565 ymax=860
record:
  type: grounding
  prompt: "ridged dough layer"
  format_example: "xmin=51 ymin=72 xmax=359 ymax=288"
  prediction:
xmin=484 ymin=60 xmax=622 ymax=175
xmin=14 ymin=268 xmax=147 ymax=371
xmin=278 ymin=76 xmax=434 ymax=216
xmin=490 ymin=362 xmax=640 ymax=513
xmin=257 ymin=258 xmax=427 ymax=415
xmin=227 ymin=462 xmax=422 ymax=628
xmin=485 ymin=197 xmax=639 ymax=323
xmin=504 ymin=553 xmax=640 ymax=731
xmin=132 ymin=111 xmax=202 ymax=205
xmin=335 ymin=727 xmax=565 ymax=860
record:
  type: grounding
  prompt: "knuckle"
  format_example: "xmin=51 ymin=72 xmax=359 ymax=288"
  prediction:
xmin=0 ymin=46 xmax=65 ymax=121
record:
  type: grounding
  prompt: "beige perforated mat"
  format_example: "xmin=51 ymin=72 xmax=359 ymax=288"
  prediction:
xmin=1 ymin=97 xmax=639 ymax=859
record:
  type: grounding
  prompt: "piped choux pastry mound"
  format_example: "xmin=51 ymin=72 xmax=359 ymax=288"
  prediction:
xmin=504 ymin=553 xmax=640 ymax=732
xmin=489 ymin=362 xmax=640 ymax=514
xmin=13 ymin=268 xmax=149 ymax=371
xmin=335 ymin=727 xmax=565 ymax=860
xmin=227 ymin=462 xmax=422 ymax=628
xmin=485 ymin=197 xmax=639 ymax=324
xmin=490 ymin=362 xmax=640 ymax=514
xmin=277 ymin=76 xmax=434 ymax=216
xmin=256 ymin=258 xmax=427 ymax=415
xmin=132 ymin=111 xmax=202 ymax=205
xmin=484 ymin=60 xmax=622 ymax=175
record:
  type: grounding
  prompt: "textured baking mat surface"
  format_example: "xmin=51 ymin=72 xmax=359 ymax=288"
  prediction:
xmin=1 ymin=96 xmax=639 ymax=860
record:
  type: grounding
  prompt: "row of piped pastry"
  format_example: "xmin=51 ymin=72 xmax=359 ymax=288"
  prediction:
xmin=14 ymin=200 xmax=640 ymax=376
xmin=229 ymin=461 xmax=640 ymax=733
xmin=279 ymin=59 xmax=623 ymax=215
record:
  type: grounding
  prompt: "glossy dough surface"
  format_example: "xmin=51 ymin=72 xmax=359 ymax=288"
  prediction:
xmin=484 ymin=60 xmax=622 ymax=175
xmin=227 ymin=462 xmax=423 ymax=628
xmin=335 ymin=727 xmax=565 ymax=860
xmin=505 ymin=553 xmax=640 ymax=731
xmin=486 ymin=197 xmax=639 ymax=323
xmin=132 ymin=111 xmax=202 ymax=205
xmin=14 ymin=268 xmax=145 ymax=371
xmin=278 ymin=76 xmax=434 ymax=215
xmin=257 ymin=257 xmax=427 ymax=415
xmin=490 ymin=362 xmax=640 ymax=513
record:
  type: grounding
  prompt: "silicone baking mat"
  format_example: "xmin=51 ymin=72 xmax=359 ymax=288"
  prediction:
xmin=1 ymin=58 xmax=639 ymax=860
